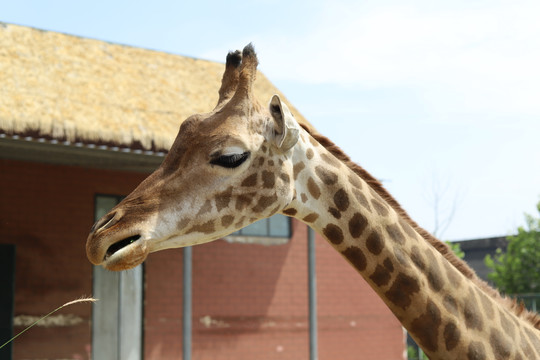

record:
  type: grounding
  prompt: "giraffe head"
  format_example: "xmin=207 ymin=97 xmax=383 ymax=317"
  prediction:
xmin=86 ymin=45 xmax=301 ymax=271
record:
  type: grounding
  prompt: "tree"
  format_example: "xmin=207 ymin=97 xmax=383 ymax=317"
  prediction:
xmin=424 ymin=170 xmax=461 ymax=239
xmin=445 ymin=241 xmax=464 ymax=259
xmin=484 ymin=201 xmax=540 ymax=294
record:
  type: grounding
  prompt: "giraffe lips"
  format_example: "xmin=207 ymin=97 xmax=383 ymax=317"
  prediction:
xmin=105 ymin=235 xmax=141 ymax=260
xmin=101 ymin=234 xmax=150 ymax=271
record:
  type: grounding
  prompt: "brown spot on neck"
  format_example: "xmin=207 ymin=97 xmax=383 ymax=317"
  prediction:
xmin=323 ymin=223 xmax=344 ymax=245
xmin=463 ymin=288 xmax=483 ymax=331
xmin=293 ymin=161 xmax=306 ymax=180
xmin=443 ymin=322 xmax=460 ymax=351
xmin=282 ymin=208 xmax=297 ymax=216
xmin=315 ymin=166 xmax=338 ymax=185
xmin=328 ymin=207 xmax=341 ymax=219
xmin=371 ymin=199 xmax=389 ymax=216
xmin=369 ymin=264 xmax=392 ymax=287
xmin=306 ymin=147 xmax=314 ymax=159
xmin=467 ymin=341 xmax=487 ymax=360
xmin=443 ymin=294 xmax=459 ymax=316
xmin=366 ymin=230 xmax=384 ymax=255
xmin=307 ymin=177 xmax=321 ymax=200
xmin=410 ymin=299 xmax=442 ymax=353
xmin=384 ymin=273 xmax=420 ymax=310
xmin=410 ymin=245 xmax=425 ymax=270
xmin=303 ymin=213 xmax=319 ymax=223
xmin=393 ymin=247 xmax=410 ymax=267
xmin=348 ymin=212 xmax=368 ymax=239
xmin=342 ymin=246 xmax=367 ymax=271
xmin=426 ymin=258 xmax=444 ymax=292
xmin=385 ymin=224 xmax=405 ymax=244
xmin=333 ymin=188 xmax=349 ymax=212
xmin=353 ymin=189 xmax=371 ymax=211
xmin=490 ymin=328 xmax=513 ymax=359
xmin=398 ymin=217 xmax=416 ymax=238
xmin=321 ymin=153 xmax=341 ymax=168
xmin=444 ymin=260 xmax=463 ymax=288
xmin=348 ymin=173 xmax=363 ymax=189
xmin=383 ymin=257 xmax=394 ymax=272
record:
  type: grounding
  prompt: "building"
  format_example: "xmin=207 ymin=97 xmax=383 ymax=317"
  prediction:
xmin=0 ymin=23 xmax=404 ymax=359
xmin=454 ymin=236 xmax=509 ymax=283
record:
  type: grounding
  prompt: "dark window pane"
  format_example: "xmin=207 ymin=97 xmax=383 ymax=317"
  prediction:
xmin=95 ymin=196 xmax=120 ymax=220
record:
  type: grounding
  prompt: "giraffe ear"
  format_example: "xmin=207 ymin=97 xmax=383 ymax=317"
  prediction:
xmin=268 ymin=95 xmax=300 ymax=152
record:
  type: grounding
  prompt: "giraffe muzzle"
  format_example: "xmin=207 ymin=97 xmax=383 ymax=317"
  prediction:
xmin=87 ymin=208 xmax=149 ymax=269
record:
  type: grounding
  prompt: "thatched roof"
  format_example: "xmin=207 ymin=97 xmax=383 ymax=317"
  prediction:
xmin=0 ymin=23 xmax=308 ymax=152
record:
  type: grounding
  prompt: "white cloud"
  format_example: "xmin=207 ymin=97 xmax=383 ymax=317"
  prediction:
xmin=243 ymin=0 xmax=540 ymax=116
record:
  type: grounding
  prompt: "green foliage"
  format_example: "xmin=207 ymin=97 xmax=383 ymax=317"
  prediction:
xmin=407 ymin=345 xmax=429 ymax=360
xmin=484 ymin=201 xmax=540 ymax=294
xmin=445 ymin=240 xmax=465 ymax=259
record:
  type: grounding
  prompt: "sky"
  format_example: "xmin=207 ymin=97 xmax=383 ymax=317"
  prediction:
xmin=3 ymin=0 xmax=540 ymax=241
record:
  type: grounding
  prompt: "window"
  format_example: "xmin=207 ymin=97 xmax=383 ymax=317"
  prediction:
xmin=92 ymin=195 xmax=143 ymax=360
xmin=225 ymin=214 xmax=292 ymax=245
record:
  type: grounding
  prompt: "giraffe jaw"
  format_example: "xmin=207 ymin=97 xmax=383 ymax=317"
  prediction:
xmin=99 ymin=228 xmax=229 ymax=271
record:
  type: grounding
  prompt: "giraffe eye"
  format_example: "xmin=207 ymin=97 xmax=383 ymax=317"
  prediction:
xmin=210 ymin=152 xmax=250 ymax=168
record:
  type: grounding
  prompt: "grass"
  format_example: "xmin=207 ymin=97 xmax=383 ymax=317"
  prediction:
xmin=0 ymin=297 xmax=97 ymax=350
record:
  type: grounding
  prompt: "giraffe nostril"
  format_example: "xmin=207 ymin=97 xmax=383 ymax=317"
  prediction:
xmin=92 ymin=211 xmax=118 ymax=233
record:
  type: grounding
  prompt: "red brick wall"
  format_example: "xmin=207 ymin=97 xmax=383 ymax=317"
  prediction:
xmin=1 ymin=158 xmax=404 ymax=360
xmin=0 ymin=158 xmax=147 ymax=359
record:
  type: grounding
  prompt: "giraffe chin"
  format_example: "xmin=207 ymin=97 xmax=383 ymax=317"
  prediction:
xmin=102 ymin=240 xmax=150 ymax=271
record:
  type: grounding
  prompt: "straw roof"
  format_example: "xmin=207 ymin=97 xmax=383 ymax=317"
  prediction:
xmin=0 ymin=23 xmax=308 ymax=152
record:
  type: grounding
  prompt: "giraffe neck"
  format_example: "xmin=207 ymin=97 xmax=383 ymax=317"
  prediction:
xmin=284 ymin=130 xmax=540 ymax=359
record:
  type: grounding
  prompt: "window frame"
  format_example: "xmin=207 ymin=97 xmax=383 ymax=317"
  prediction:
xmin=91 ymin=194 xmax=143 ymax=360
xmin=225 ymin=214 xmax=292 ymax=245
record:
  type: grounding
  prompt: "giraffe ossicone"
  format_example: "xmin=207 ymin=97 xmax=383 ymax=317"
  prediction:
xmin=86 ymin=44 xmax=539 ymax=359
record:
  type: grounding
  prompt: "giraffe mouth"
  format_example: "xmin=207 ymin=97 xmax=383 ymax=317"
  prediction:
xmin=105 ymin=235 xmax=141 ymax=260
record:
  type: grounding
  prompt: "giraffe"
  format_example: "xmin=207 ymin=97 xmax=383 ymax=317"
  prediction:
xmin=86 ymin=45 xmax=540 ymax=359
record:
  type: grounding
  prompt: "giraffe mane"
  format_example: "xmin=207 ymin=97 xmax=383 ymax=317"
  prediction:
xmin=300 ymin=123 xmax=540 ymax=329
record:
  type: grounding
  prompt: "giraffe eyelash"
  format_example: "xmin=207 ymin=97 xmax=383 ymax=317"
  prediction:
xmin=210 ymin=152 xmax=250 ymax=168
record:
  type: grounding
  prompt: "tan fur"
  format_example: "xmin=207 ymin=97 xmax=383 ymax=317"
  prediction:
xmin=300 ymin=123 xmax=540 ymax=330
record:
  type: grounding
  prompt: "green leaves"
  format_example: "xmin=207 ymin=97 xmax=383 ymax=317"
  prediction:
xmin=445 ymin=240 xmax=464 ymax=259
xmin=484 ymin=201 xmax=540 ymax=294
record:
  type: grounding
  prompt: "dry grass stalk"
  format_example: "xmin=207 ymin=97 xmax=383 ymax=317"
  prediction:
xmin=0 ymin=297 xmax=97 ymax=350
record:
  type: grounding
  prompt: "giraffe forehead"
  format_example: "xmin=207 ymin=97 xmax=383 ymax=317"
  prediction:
xmin=177 ymin=109 xmax=261 ymax=142
xmin=174 ymin=125 xmax=258 ymax=160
